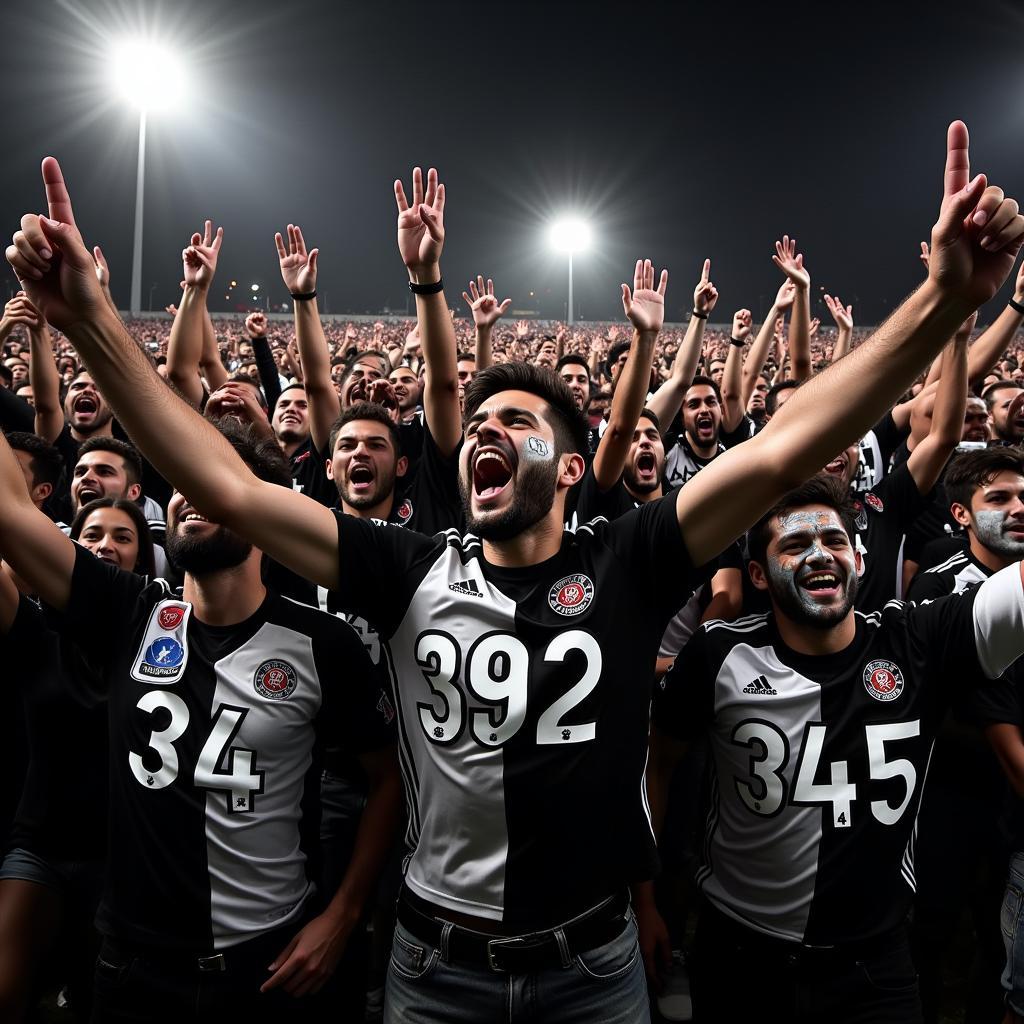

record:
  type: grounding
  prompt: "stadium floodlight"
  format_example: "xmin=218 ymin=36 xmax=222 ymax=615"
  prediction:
xmin=251 ymin=283 xmax=260 ymax=292
xmin=109 ymin=37 xmax=188 ymax=316
xmin=549 ymin=217 xmax=592 ymax=324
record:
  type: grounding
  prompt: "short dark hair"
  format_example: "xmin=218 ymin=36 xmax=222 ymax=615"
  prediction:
xmin=274 ymin=383 xmax=306 ymax=412
xmin=983 ymin=379 xmax=1023 ymax=408
xmin=456 ymin=351 xmax=476 ymax=364
xmin=945 ymin=446 xmax=1024 ymax=509
xmin=556 ymin=353 xmax=589 ymax=374
xmin=637 ymin=408 xmax=662 ymax=435
xmin=605 ymin=340 xmax=631 ymax=378
xmin=214 ymin=418 xmax=292 ymax=488
xmin=686 ymin=375 xmax=722 ymax=404
xmin=463 ymin=362 xmax=590 ymax=457
xmin=70 ymin=496 xmax=157 ymax=577
xmin=747 ymin=473 xmax=858 ymax=567
xmin=77 ymin=436 xmax=143 ymax=486
xmin=765 ymin=379 xmax=801 ymax=417
xmin=5 ymin=431 xmax=64 ymax=491
xmin=327 ymin=401 xmax=402 ymax=455
xmin=340 ymin=349 xmax=390 ymax=387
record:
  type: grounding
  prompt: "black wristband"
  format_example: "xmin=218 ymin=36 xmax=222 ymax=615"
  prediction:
xmin=409 ymin=279 xmax=444 ymax=295
xmin=691 ymin=309 xmax=708 ymax=320
xmin=730 ymin=336 xmax=745 ymax=347
xmin=1010 ymin=297 xmax=1024 ymax=315
xmin=290 ymin=290 xmax=316 ymax=302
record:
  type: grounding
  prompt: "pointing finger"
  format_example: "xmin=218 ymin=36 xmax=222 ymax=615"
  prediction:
xmin=41 ymin=157 xmax=77 ymax=228
xmin=943 ymin=120 xmax=970 ymax=200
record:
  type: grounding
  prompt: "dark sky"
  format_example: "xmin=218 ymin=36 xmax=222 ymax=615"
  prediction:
xmin=2 ymin=0 xmax=1023 ymax=323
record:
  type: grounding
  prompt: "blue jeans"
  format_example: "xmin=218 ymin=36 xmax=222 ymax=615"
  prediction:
xmin=1002 ymin=851 xmax=1024 ymax=1015
xmin=384 ymin=913 xmax=649 ymax=1024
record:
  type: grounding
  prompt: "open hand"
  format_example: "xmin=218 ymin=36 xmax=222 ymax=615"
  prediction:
xmin=395 ymin=166 xmax=445 ymax=275
xmin=621 ymin=258 xmax=668 ymax=333
xmin=275 ymin=224 xmax=318 ymax=295
xmin=462 ymin=275 xmax=512 ymax=328
xmin=772 ymin=235 xmax=810 ymax=290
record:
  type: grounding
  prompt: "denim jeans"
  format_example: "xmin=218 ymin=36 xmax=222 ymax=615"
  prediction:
xmin=384 ymin=913 xmax=649 ymax=1023
xmin=1001 ymin=850 xmax=1024 ymax=1015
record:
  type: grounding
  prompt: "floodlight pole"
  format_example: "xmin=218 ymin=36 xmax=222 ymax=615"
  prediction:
xmin=129 ymin=110 xmax=147 ymax=316
xmin=567 ymin=252 xmax=574 ymax=326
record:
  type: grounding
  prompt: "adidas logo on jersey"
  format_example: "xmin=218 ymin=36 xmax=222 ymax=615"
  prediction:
xmin=449 ymin=579 xmax=483 ymax=597
xmin=742 ymin=674 xmax=777 ymax=695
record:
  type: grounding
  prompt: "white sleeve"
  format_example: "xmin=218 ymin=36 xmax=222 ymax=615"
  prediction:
xmin=972 ymin=563 xmax=1024 ymax=679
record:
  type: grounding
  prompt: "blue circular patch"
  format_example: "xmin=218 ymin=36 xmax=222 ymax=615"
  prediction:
xmin=144 ymin=636 xmax=184 ymax=669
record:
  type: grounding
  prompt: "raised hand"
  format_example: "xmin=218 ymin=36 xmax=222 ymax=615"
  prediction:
xmin=182 ymin=220 xmax=224 ymax=291
xmin=693 ymin=258 xmax=718 ymax=316
xmin=366 ymin=378 xmax=401 ymax=422
xmin=275 ymin=224 xmax=318 ymax=296
xmin=772 ymin=235 xmax=810 ymax=290
xmin=823 ymin=293 xmax=853 ymax=331
xmin=245 ymin=311 xmax=267 ymax=338
xmin=461 ymin=276 xmax=512 ymax=329
xmin=774 ymin=279 xmax=796 ymax=312
xmin=808 ymin=317 xmax=820 ymax=339
xmin=164 ymin=303 xmax=178 ymax=318
xmin=929 ymin=120 xmax=1024 ymax=308
xmin=2 ymin=292 xmax=43 ymax=330
xmin=732 ymin=308 xmax=753 ymax=343
xmin=5 ymin=157 xmax=107 ymax=331
xmin=515 ymin=319 xmax=531 ymax=339
xmin=621 ymin=258 xmax=669 ymax=334
xmin=919 ymin=241 xmax=930 ymax=271
xmin=394 ymin=166 xmax=445 ymax=276
xmin=205 ymin=382 xmax=274 ymax=438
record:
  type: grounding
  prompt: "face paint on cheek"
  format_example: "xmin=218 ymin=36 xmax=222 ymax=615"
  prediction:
xmin=974 ymin=508 xmax=1024 ymax=556
xmin=524 ymin=436 xmax=552 ymax=461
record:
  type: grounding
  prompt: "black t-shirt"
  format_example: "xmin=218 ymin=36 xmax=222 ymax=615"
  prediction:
xmin=655 ymin=588 xmax=998 ymax=944
xmin=331 ymin=495 xmax=700 ymax=928
xmin=289 ymin=436 xmax=337 ymax=507
xmin=851 ymin=462 xmax=929 ymax=613
xmin=663 ymin=434 xmax=724 ymax=489
xmin=4 ymin=596 xmax=107 ymax=860
xmin=58 ymin=546 xmax=394 ymax=952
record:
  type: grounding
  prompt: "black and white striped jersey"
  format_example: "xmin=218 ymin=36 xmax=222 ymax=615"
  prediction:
xmin=653 ymin=566 xmax=1024 ymax=944
xmin=907 ymin=547 xmax=988 ymax=600
xmin=331 ymin=495 xmax=699 ymax=929
xmin=59 ymin=545 xmax=395 ymax=952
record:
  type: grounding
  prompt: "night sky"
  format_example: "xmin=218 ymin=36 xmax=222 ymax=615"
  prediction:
xmin=2 ymin=0 xmax=1023 ymax=323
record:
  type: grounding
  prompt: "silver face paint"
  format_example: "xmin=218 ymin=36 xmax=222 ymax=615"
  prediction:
xmin=524 ymin=435 xmax=552 ymax=461
xmin=766 ymin=510 xmax=858 ymax=626
xmin=974 ymin=508 xmax=1024 ymax=559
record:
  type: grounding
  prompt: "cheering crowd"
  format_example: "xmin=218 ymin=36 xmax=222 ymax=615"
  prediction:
xmin=2 ymin=122 xmax=1024 ymax=1023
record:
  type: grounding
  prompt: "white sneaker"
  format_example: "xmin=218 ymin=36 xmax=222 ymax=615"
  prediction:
xmin=656 ymin=950 xmax=693 ymax=1022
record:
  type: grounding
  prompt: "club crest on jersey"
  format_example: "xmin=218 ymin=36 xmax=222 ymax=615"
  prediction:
xmin=548 ymin=574 xmax=595 ymax=617
xmin=139 ymin=637 xmax=185 ymax=678
xmin=158 ymin=605 xmax=186 ymax=631
xmin=254 ymin=659 xmax=298 ymax=701
xmin=376 ymin=692 xmax=396 ymax=723
xmin=865 ymin=492 xmax=884 ymax=513
xmin=395 ymin=499 xmax=414 ymax=524
xmin=863 ymin=659 xmax=904 ymax=702
xmin=852 ymin=501 xmax=868 ymax=531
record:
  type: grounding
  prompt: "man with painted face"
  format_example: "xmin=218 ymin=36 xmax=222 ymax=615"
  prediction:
xmin=903 ymin=446 xmax=1024 ymax=1022
xmin=649 ymin=472 xmax=1024 ymax=1022
xmin=11 ymin=124 xmax=1024 ymax=1021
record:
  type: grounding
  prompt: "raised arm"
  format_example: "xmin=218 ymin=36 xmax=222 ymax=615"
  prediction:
xmin=462 ymin=275 xmax=511 ymax=374
xmin=246 ymin=312 xmax=282 ymax=414
xmin=773 ymin=235 xmax=812 ymax=381
xmin=962 ymin=260 xmax=1024 ymax=389
xmin=647 ymin=258 xmax=716 ymax=425
xmin=6 ymin=157 xmax=342 ymax=591
xmin=676 ymin=121 xmax=1024 ymax=566
xmin=0 ymin=429 xmax=76 ymax=611
xmin=906 ymin=314 xmax=972 ymax=493
xmin=742 ymin=286 xmax=794 ymax=406
xmin=395 ymin=167 xmax=461 ymax=456
xmin=14 ymin=293 xmax=65 ymax=442
xmin=276 ymin=224 xmax=339 ymax=453
xmin=824 ymin=293 xmax=854 ymax=362
xmin=166 ymin=220 xmax=224 ymax=406
xmin=720 ymin=308 xmax=752 ymax=432
xmin=591 ymin=259 xmax=667 ymax=490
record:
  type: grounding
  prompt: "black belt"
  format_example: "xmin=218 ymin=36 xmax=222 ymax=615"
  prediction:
xmin=396 ymin=887 xmax=630 ymax=973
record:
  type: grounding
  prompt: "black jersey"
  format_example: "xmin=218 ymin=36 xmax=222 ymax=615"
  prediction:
xmin=653 ymin=568 xmax=1024 ymax=944
xmin=331 ymin=495 xmax=700 ymax=928
xmin=59 ymin=546 xmax=394 ymax=952
xmin=289 ymin=436 xmax=337 ymax=507
xmin=663 ymin=435 xmax=724 ymax=488
xmin=850 ymin=462 xmax=929 ymax=613
xmin=4 ymin=597 xmax=107 ymax=861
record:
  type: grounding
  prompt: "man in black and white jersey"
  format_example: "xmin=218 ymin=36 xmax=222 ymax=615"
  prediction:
xmin=0 ymin=421 xmax=401 ymax=1023
xmin=648 ymin=473 xmax=1024 ymax=1022
xmin=12 ymin=125 xmax=1023 ymax=1020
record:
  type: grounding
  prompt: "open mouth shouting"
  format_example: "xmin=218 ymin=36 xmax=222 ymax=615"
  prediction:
xmin=634 ymin=449 xmax=658 ymax=483
xmin=73 ymin=394 xmax=99 ymax=419
xmin=179 ymin=508 xmax=213 ymax=530
xmin=347 ymin=461 xmax=376 ymax=496
xmin=798 ymin=568 xmax=843 ymax=601
xmin=695 ymin=412 xmax=715 ymax=441
xmin=472 ymin=445 xmax=516 ymax=503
